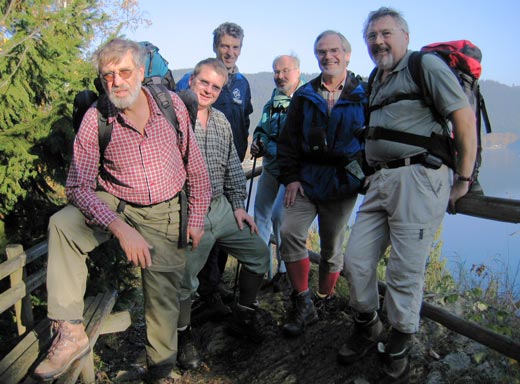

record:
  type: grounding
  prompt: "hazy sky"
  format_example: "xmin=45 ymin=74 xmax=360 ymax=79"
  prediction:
xmin=127 ymin=0 xmax=518 ymax=86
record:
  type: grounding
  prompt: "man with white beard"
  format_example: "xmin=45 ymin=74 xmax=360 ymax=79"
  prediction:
xmin=34 ymin=38 xmax=211 ymax=384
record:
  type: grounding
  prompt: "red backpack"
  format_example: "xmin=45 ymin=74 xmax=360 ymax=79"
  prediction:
xmin=366 ymin=40 xmax=491 ymax=176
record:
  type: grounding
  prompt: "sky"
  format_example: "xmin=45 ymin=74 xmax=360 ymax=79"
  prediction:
xmin=126 ymin=0 xmax=519 ymax=86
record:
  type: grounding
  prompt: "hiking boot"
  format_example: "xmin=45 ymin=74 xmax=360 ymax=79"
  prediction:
xmin=337 ymin=313 xmax=386 ymax=365
xmin=226 ymin=303 xmax=265 ymax=343
xmin=313 ymin=293 xmax=336 ymax=319
xmin=282 ymin=290 xmax=319 ymax=337
xmin=33 ymin=320 xmax=90 ymax=381
xmin=377 ymin=343 xmax=410 ymax=384
xmin=177 ymin=327 xmax=201 ymax=370
xmin=191 ymin=291 xmax=231 ymax=323
xmin=218 ymin=280 xmax=235 ymax=303
xmin=272 ymin=272 xmax=291 ymax=293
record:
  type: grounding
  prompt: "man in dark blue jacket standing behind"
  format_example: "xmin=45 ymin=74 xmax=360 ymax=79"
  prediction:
xmin=277 ymin=30 xmax=366 ymax=338
xmin=177 ymin=22 xmax=253 ymax=318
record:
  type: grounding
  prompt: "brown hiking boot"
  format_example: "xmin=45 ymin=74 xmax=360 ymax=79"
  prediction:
xmin=337 ymin=313 xmax=386 ymax=364
xmin=33 ymin=320 xmax=90 ymax=381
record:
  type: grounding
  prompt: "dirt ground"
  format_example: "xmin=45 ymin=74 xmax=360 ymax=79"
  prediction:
xmin=92 ymin=265 xmax=452 ymax=384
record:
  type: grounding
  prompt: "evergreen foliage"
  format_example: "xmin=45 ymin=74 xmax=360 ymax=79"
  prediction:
xmin=0 ymin=0 xmax=143 ymax=245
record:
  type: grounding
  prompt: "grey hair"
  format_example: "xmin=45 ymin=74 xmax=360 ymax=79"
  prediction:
xmin=213 ymin=22 xmax=244 ymax=50
xmin=272 ymin=54 xmax=300 ymax=69
xmin=362 ymin=7 xmax=409 ymax=39
xmin=92 ymin=38 xmax=145 ymax=72
xmin=314 ymin=30 xmax=351 ymax=54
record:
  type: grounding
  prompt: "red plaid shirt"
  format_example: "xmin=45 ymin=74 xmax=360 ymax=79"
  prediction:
xmin=66 ymin=88 xmax=211 ymax=229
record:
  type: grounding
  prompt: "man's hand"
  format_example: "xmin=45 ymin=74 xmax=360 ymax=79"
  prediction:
xmin=234 ymin=208 xmax=258 ymax=234
xmin=108 ymin=218 xmax=152 ymax=268
xmin=447 ymin=180 xmax=470 ymax=214
xmin=284 ymin=181 xmax=304 ymax=207
xmin=188 ymin=227 xmax=204 ymax=249
xmin=250 ymin=139 xmax=264 ymax=158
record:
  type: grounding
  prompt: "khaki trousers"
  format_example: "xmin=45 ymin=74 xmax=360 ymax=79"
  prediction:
xmin=344 ymin=164 xmax=451 ymax=333
xmin=280 ymin=192 xmax=357 ymax=273
xmin=47 ymin=191 xmax=185 ymax=370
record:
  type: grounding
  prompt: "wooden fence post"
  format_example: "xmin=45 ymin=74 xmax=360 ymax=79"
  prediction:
xmin=6 ymin=244 xmax=33 ymax=335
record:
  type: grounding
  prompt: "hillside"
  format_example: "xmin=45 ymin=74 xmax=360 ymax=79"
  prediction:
xmin=174 ymin=69 xmax=520 ymax=147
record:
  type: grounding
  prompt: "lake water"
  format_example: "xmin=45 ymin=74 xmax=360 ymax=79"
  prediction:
xmin=441 ymin=148 xmax=520 ymax=296
xmin=245 ymin=148 xmax=520 ymax=296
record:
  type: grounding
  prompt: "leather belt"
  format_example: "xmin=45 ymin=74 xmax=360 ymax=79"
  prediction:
xmin=374 ymin=153 xmax=426 ymax=170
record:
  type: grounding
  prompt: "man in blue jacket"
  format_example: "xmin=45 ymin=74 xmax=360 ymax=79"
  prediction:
xmin=176 ymin=22 xmax=253 ymax=319
xmin=177 ymin=22 xmax=252 ymax=162
xmin=277 ymin=30 xmax=366 ymax=337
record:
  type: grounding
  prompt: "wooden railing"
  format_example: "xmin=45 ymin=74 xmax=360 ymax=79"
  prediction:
xmin=248 ymin=163 xmax=520 ymax=362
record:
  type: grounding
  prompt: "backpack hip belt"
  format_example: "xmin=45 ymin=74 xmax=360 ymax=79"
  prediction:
xmin=365 ymin=126 xmax=455 ymax=170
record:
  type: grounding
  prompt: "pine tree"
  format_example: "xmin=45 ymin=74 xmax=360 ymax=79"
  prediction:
xmin=0 ymin=0 xmax=142 ymax=244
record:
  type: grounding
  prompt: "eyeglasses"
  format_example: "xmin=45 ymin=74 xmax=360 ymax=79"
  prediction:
xmin=194 ymin=78 xmax=222 ymax=93
xmin=365 ymin=29 xmax=402 ymax=43
xmin=100 ymin=68 xmax=135 ymax=82
xmin=273 ymin=68 xmax=296 ymax=76
xmin=316 ymin=47 xmax=344 ymax=58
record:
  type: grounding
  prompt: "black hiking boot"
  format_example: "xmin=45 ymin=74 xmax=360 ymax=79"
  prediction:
xmin=272 ymin=272 xmax=291 ymax=293
xmin=282 ymin=290 xmax=319 ymax=337
xmin=226 ymin=303 xmax=266 ymax=343
xmin=377 ymin=343 xmax=410 ymax=384
xmin=191 ymin=291 xmax=231 ymax=323
xmin=337 ymin=312 xmax=386 ymax=365
xmin=217 ymin=280 xmax=236 ymax=303
xmin=313 ymin=293 xmax=337 ymax=319
xmin=177 ymin=327 xmax=201 ymax=370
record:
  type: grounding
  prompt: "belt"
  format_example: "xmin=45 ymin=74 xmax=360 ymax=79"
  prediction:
xmin=374 ymin=153 xmax=426 ymax=170
xmin=116 ymin=193 xmax=179 ymax=213
xmin=115 ymin=191 xmax=188 ymax=249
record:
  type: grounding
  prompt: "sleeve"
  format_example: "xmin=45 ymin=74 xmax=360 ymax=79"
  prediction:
xmin=277 ymin=95 xmax=303 ymax=186
xmin=66 ymin=108 xmax=118 ymax=228
xmin=253 ymin=100 xmax=272 ymax=144
xmin=222 ymin=120 xmax=247 ymax=211
xmin=421 ymin=54 xmax=469 ymax=118
xmin=175 ymin=72 xmax=192 ymax=91
xmin=244 ymin=80 xmax=253 ymax=140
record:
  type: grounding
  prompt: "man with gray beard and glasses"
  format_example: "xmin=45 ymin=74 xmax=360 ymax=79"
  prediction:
xmin=33 ymin=38 xmax=211 ymax=384
xmin=338 ymin=8 xmax=476 ymax=383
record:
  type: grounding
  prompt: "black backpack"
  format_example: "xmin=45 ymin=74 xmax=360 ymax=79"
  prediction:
xmin=365 ymin=40 xmax=491 ymax=173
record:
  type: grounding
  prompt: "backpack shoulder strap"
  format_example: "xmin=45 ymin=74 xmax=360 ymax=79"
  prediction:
xmin=146 ymin=83 xmax=181 ymax=134
xmin=367 ymin=54 xmax=425 ymax=114
xmin=407 ymin=51 xmax=448 ymax=127
xmin=96 ymin=94 xmax=113 ymax=160
xmin=476 ymin=85 xmax=492 ymax=134
xmin=175 ymin=89 xmax=198 ymax=131
xmin=407 ymin=51 xmax=425 ymax=95
xmin=367 ymin=66 xmax=378 ymax=96
xmin=146 ymin=84 xmax=198 ymax=166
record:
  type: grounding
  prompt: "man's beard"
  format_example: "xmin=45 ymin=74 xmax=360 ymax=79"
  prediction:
xmin=109 ymin=82 xmax=141 ymax=110
xmin=277 ymin=81 xmax=292 ymax=95
xmin=372 ymin=48 xmax=395 ymax=70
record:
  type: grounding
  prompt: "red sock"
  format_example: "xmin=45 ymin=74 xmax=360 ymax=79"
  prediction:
xmin=285 ymin=258 xmax=310 ymax=293
xmin=318 ymin=270 xmax=340 ymax=297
